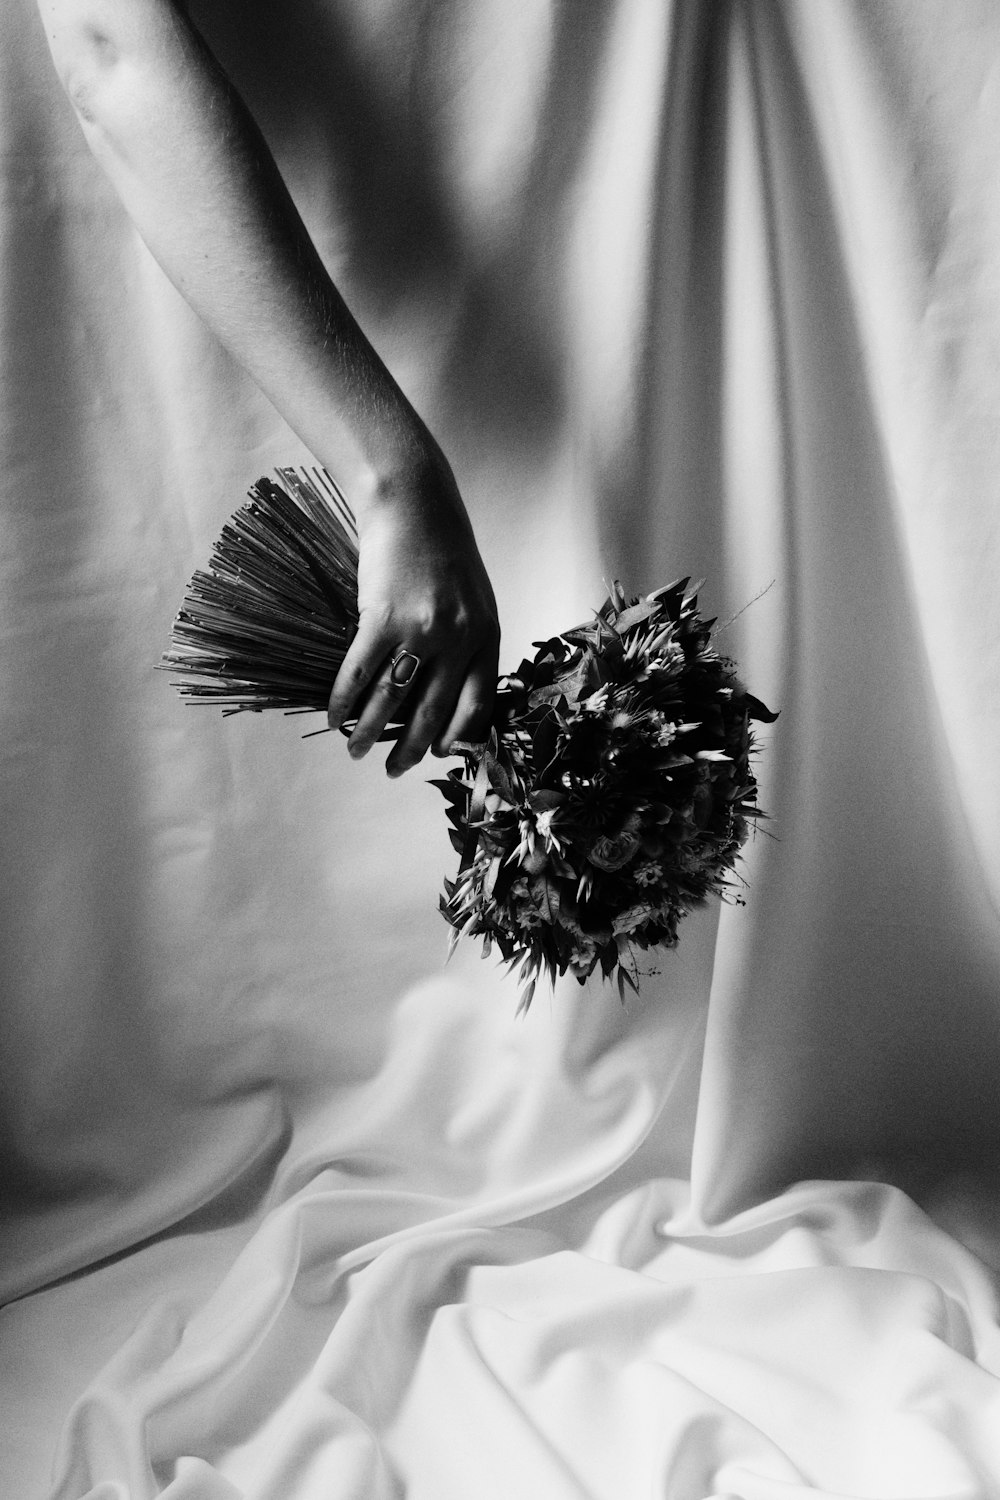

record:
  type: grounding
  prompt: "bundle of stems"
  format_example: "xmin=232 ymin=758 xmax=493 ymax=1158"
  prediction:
xmin=161 ymin=468 xmax=359 ymax=718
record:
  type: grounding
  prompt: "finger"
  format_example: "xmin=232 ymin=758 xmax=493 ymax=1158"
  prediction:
xmin=346 ymin=647 xmax=425 ymax=759
xmin=327 ymin=611 xmax=395 ymax=731
xmin=432 ymin=651 xmax=498 ymax=756
xmin=385 ymin=662 xmax=469 ymax=777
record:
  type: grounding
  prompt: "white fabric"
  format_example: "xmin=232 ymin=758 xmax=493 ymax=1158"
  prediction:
xmin=2 ymin=1 xmax=1000 ymax=1496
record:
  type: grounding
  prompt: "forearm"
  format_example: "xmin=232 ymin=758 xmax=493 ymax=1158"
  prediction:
xmin=39 ymin=0 xmax=499 ymax=772
xmin=38 ymin=0 xmax=436 ymax=504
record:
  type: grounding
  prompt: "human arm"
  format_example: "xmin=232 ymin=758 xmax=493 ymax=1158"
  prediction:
xmin=36 ymin=0 xmax=499 ymax=773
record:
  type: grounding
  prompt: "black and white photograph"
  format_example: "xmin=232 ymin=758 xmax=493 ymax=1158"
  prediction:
xmin=3 ymin=2 xmax=1000 ymax=1496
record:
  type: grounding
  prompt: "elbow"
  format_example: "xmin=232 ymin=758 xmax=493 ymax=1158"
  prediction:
xmin=43 ymin=5 xmax=188 ymax=139
xmin=49 ymin=24 xmax=123 ymax=123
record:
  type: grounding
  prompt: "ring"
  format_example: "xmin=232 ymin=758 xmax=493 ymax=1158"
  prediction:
xmin=389 ymin=648 xmax=421 ymax=687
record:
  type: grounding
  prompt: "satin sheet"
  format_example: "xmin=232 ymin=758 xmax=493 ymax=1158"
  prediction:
xmin=2 ymin=2 xmax=1000 ymax=1496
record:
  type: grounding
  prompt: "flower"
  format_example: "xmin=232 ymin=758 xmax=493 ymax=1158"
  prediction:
xmin=588 ymin=830 xmax=641 ymax=872
xmin=437 ymin=579 xmax=777 ymax=1008
xmin=569 ymin=939 xmax=598 ymax=972
xmin=534 ymin=808 xmax=563 ymax=851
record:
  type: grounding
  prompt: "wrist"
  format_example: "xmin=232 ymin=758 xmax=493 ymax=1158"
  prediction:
xmin=355 ymin=426 xmax=462 ymax=523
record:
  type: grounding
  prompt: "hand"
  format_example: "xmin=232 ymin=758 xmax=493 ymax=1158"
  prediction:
xmin=326 ymin=455 xmax=500 ymax=776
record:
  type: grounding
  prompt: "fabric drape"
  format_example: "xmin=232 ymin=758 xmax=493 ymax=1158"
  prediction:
xmin=2 ymin=3 xmax=999 ymax=1496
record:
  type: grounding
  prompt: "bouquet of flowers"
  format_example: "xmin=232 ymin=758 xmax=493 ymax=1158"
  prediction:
xmin=163 ymin=470 xmax=776 ymax=1007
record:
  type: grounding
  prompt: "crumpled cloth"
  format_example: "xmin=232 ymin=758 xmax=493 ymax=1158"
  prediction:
xmin=2 ymin=1 xmax=1000 ymax=1495
xmin=47 ymin=1173 xmax=1000 ymax=1499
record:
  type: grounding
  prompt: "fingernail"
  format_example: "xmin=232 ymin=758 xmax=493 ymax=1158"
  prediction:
xmin=386 ymin=763 xmax=405 ymax=779
xmin=348 ymin=741 xmax=366 ymax=760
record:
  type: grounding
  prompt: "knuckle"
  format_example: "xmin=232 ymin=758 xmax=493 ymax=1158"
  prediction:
xmin=452 ymin=614 xmax=475 ymax=647
xmin=429 ymin=607 xmax=474 ymax=654
xmin=414 ymin=602 xmax=438 ymax=638
xmin=394 ymin=600 xmax=436 ymax=644
xmin=385 ymin=589 xmax=498 ymax=661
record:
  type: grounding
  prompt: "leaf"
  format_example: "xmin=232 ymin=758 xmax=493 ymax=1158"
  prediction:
xmin=744 ymin=693 xmax=780 ymax=724
xmin=528 ymin=789 xmax=567 ymax=812
xmin=490 ymin=853 xmax=521 ymax=905
xmin=485 ymin=752 xmax=520 ymax=805
xmin=551 ymin=651 xmax=602 ymax=704
xmin=532 ymin=876 xmax=561 ymax=924
xmin=530 ymin=712 xmax=561 ymax=777
xmin=528 ymin=682 xmax=569 ymax=709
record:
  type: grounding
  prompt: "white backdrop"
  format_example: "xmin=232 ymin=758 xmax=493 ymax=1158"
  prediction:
xmin=3 ymin=2 xmax=1000 ymax=1496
